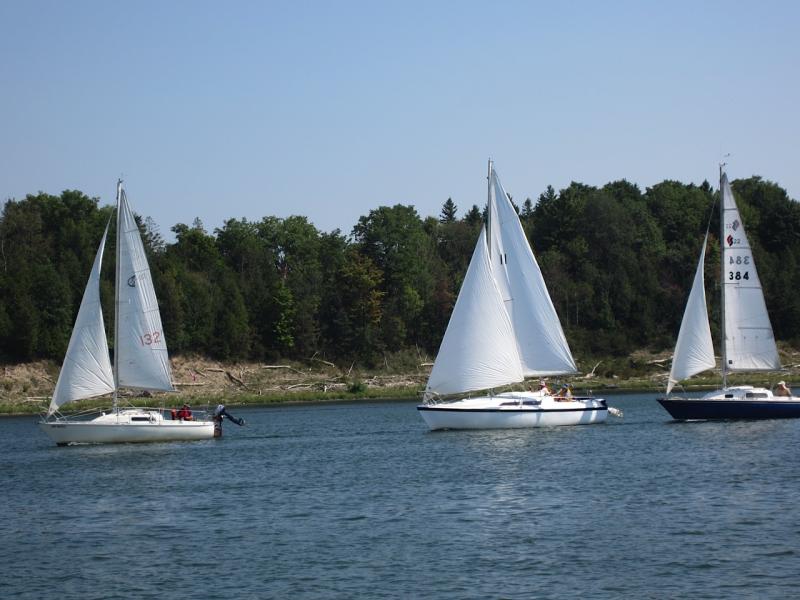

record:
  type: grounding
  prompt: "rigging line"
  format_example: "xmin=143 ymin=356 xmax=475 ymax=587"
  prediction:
xmin=704 ymin=192 xmax=717 ymax=237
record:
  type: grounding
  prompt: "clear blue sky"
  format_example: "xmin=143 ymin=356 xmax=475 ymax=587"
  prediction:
xmin=2 ymin=0 xmax=798 ymax=239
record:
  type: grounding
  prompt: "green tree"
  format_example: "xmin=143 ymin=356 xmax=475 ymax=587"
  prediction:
xmin=440 ymin=198 xmax=457 ymax=223
xmin=353 ymin=204 xmax=437 ymax=351
xmin=464 ymin=204 xmax=482 ymax=226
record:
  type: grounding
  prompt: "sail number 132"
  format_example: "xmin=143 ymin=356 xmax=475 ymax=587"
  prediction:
xmin=139 ymin=331 xmax=162 ymax=346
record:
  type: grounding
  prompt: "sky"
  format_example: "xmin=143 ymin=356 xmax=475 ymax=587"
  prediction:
xmin=1 ymin=0 xmax=798 ymax=239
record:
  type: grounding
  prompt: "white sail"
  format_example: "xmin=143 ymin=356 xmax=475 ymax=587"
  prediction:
xmin=667 ymin=234 xmax=716 ymax=394
xmin=426 ymin=227 xmax=524 ymax=396
xmin=488 ymin=170 xmax=578 ymax=376
xmin=115 ymin=184 xmax=174 ymax=391
xmin=48 ymin=223 xmax=115 ymax=416
xmin=721 ymin=174 xmax=780 ymax=371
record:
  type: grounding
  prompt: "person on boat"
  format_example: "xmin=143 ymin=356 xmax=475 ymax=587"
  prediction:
xmin=556 ymin=383 xmax=573 ymax=402
xmin=537 ymin=380 xmax=551 ymax=395
xmin=775 ymin=381 xmax=793 ymax=397
xmin=176 ymin=403 xmax=193 ymax=420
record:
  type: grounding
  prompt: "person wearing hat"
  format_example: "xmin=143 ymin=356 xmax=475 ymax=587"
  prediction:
xmin=176 ymin=403 xmax=193 ymax=420
xmin=556 ymin=383 xmax=573 ymax=402
xmin=534 ymin=379 xmax=551 ymax=395
xmin=775 ymin=381 xmax=792 ymax=397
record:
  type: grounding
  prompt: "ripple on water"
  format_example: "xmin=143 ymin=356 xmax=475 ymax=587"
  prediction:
xmin=2 ymin=396 xmax=800 ymax=598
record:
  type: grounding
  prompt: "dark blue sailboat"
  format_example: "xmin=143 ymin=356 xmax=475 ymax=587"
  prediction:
xmin=657 ymin=167 xmax=800 ymax=420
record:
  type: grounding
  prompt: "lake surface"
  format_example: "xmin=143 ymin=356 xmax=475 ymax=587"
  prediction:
xmin=2 ymin=393 xmax=800 ymax=599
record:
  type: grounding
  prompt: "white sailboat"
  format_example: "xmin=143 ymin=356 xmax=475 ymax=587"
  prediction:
xmin=39 ymin=181 xmax=215 ymax=444
xmin=658 ymin=167 xmax=800 ymax=419
xmin=417 ymin=162 xmax=608 ymax=430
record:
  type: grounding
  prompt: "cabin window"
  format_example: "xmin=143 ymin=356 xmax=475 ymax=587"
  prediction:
xmin=724 ymin=394 xmax=734 ymax=398
xmin=131 ymin=416 xmax=152 ymax=422
xmin=745 ymin=393 xmax=768 ymax=399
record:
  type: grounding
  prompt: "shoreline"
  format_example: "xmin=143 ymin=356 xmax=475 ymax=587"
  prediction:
xmin=3 ymin=379 xmax=791 ymax=417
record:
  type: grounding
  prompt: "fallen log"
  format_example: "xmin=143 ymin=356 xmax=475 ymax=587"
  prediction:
xmin=225 ymin=371 xmax=247 ymax=388
xmin=262 ymin=365 xmax=306 ymax=375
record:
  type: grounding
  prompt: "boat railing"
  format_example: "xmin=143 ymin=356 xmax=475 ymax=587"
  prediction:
xmin=42 ymin=404 xmax=212 ymax=422
xmin=42 ymin=406 xmax=111 ymax=422
xmin=421 ymin=391 xmax=440 ymax=405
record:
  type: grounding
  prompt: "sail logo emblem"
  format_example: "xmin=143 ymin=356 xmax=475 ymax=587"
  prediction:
xmin=127 ymin=275 xmax=136 ymax=287
xmin=732 ymin=219 xmax=740 ymax=231
xmin=726 ymin=234 xmax=734 ymax=246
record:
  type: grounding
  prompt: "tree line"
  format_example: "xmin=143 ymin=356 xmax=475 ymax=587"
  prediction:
xmin=2 ymin=176 xmax=799 ymax=368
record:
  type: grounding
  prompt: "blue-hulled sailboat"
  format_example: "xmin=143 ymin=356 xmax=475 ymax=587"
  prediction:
xmin=658 ymin=167 xmax=800 ymax=420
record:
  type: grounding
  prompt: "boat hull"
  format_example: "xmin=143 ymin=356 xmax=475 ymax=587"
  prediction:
xmin=417 ymin=394 xmax=608 ymax=430
xmin=39 ymin=409 xmax=215 ymax=445
xmin=658 ymin=397 xmax=800 ymax=421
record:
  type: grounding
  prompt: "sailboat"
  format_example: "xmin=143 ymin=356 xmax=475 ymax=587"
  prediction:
xmin=39 ymin=181 xmax=215 ymax=444
xmin=417 ymin=162 xmax=608 ymax=430
xmin=658 ymin=168 xmax=800 ymax=420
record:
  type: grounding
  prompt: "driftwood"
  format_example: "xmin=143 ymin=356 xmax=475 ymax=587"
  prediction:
xmin=307 ymin=352 xmax=336 ymax=368
xmin=174 ymin=382 xmax=208 ymax=387
xmin=309 ymin=357 xmax=336 ymax=368
xmin=262 ymin=365 xmax=306 ymax=375
xmin=419 ymin=362 xmax=434 ymax=367
xmin=582 ymin=361 xmax=602 ymax=379
xmin=225 ymin=371 xmax=247 ymax=388
xmin=647 ymin=359 xmax=671 ymax=370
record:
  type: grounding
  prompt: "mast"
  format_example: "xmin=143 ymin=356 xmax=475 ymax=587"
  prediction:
xmin=113 ymin=179 xmax=122 ymax=411
xmin=719 ymin=163 xmax=727 ymax=390
xmin=486 ymin=159 xmax=493 ymax=259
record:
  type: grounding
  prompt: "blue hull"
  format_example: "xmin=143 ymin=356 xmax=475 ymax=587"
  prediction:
xmin=658 ymin=398 xmax=800 ymax=421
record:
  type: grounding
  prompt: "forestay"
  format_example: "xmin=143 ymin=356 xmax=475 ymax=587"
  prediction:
xmin=48 ymin=224 xmax=115 ymax=416
xmin=721 ymin=174 xmax=780 ymax=372
xmin=667 ymin=233 xmax=716 ymax=394
xmin=488 ymin=170 xmax=578 ymax=376
xmin=425 ymin=227 xmax=524 ymax=396
xmin=115 ymin=185 xmax=175 ymax=391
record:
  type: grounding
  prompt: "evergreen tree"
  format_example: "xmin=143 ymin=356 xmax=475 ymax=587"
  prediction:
xmin=464 ymin=204 xmax=482 ymax=226
xmin=440 ymin=198 xmax=457 ymax=223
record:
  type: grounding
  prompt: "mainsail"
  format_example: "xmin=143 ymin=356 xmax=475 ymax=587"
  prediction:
xmin=488 ymin=170 xmax=578 ymax=376
xmin=425 ymin=227 xmax=524 ymax=396
xmin=666 ymin=233 xmax=716 ymax=394
xmin=720 ymin=174 xmax=780 ymax=372
xmin=115 ymin=183 xmax=174 ymax=391
xmin=426 ymin=163 xmax=579 ymax=397
xmin=48 ymin=223 xmax=115 ymax=416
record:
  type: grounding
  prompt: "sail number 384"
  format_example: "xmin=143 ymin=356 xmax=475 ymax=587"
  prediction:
xmin=728 ymin=271 xmax=750 ymax=281
xmin=139 ymin=331 xmax=162 ymax=346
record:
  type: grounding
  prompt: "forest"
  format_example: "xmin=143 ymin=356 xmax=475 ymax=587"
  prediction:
xmin=1 ymin=175 xmax=799 ymax=370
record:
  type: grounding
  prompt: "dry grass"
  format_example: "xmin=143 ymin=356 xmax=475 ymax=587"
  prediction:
xmin=5 ymin=343 xmax=800 ymax=414
xmin=0 ymin=355 xmax=431 ymax=414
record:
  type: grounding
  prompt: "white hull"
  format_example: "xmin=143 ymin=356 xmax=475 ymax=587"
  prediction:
xmin=417 ymin=392 xmax=607 ymax=430
xmin=39 ymin=408 xmax=215 ymax=445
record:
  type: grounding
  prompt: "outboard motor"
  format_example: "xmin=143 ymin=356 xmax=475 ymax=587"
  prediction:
xmin=212 ymin=404 xmax=245 ymax=437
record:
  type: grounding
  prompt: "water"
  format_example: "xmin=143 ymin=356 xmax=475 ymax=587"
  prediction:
xmin=2 ymin=393 xmax=800 ymax=599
